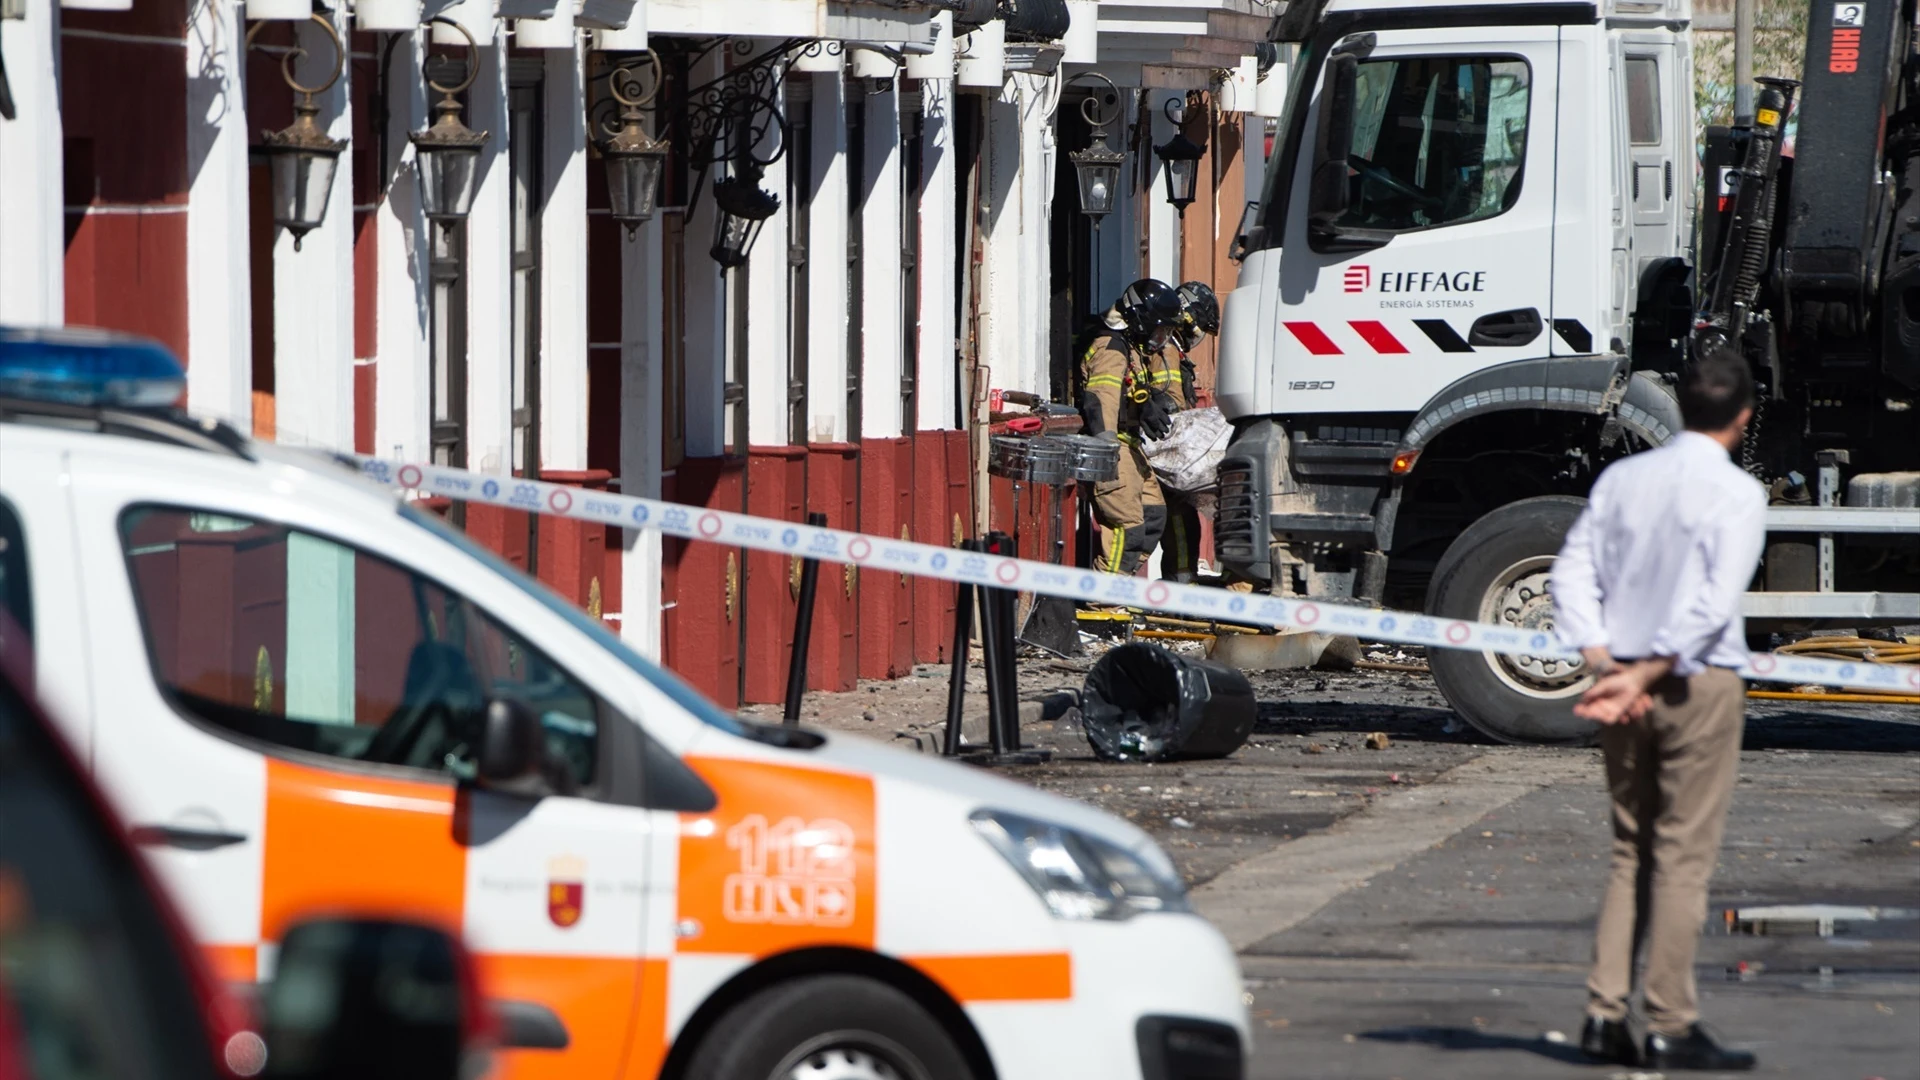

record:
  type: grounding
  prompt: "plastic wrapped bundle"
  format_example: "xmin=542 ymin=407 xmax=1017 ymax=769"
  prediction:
xmin=1141 ymin=407 xmax=1230 ymax=494
xmin=1081 ymin=643 xmax=1256 ymax=762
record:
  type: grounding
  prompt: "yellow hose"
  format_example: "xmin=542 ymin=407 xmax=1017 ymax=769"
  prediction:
xmin=1747 ymin=690 xmax=1920 ymax=705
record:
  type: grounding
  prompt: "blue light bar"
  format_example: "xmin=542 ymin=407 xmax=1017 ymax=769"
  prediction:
xmin=0 ymin=326 xmax=186 ymax=409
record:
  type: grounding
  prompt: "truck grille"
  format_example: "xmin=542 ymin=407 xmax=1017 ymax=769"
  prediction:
xmin=1215 ymin=456 xmax=1264 ymax=566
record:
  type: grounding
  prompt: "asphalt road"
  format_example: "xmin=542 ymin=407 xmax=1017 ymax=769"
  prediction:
xmin=748 ymin=654 xmax=1920 ymax=1079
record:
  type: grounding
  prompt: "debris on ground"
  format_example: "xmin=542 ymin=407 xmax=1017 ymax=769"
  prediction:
xmin=1365 ymin=731 xmax=1391 ymax=750
xmin=1081 ymin=643 xmax=1256 ymax=761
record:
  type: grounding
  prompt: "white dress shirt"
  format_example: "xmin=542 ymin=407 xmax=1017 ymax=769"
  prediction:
xmin=1552 ymin=431 xmax=1767 ymax=676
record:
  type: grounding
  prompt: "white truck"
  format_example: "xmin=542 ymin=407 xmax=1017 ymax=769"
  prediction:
xmin=1216 ymin=0 xmax=1920 ymax=743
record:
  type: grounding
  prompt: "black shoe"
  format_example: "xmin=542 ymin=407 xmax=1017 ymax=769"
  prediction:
xmin=1644 ymin=1024 xmax=1757 ymax=1071
xmin=1579 ymin=1015 xmax=1639 ymax=1065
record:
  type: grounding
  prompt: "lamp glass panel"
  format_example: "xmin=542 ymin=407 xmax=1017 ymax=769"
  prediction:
xmin=710 ymin=211 xmax=765 ymax=268
xmin=608 ymin=154 xmax=664 ymax=224
xmin=1075 ymin=160 xmax=1119 ymax=217
xmin=1163 ymin=157 xmax=1199 ymax=207
xmin=271 ymin=149 xmax=338 ymax=233
xmin=420 ymin=145 xmax=482 ymax=221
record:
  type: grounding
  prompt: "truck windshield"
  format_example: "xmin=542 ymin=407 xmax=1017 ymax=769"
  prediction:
xmin=398 ymin=504 xmax=747 ymax=737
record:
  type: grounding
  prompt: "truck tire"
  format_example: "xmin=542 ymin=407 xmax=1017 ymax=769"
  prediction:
xmin=683 ymin=974 xmax=975 ymax=1080
xmin=1425 ymin=495 xmax=1598 ymax=746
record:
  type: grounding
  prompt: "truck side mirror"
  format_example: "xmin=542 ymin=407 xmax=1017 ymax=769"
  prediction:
xmin=1306 ymin=53 xmax=1358 ymax=232
xmin=476 ymin=697 xmax=545 ymax=794
xmin=260 ymin=918 xmax=486 ymax=1080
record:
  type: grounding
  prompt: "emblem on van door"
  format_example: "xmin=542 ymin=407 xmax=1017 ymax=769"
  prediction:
xmin=549 ymin=855 xmax=586 ymax=928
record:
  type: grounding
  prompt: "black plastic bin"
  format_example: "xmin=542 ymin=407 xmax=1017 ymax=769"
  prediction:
xmin=1081 ymin=643 xmax=1256 ymax=762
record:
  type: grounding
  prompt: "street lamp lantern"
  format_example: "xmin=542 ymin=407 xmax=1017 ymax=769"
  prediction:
xmin=709 ymin=165 xmax=779 ymax=269
xmin=598 ymin=54 xmax=669 ymax=237
xmin=1154 ymin=97 xmax=1207 ymax=215
xmin=411 ymin=18 xmax=490 ymax=228
xmin=256 ymin=14 xmax=348 ymax=251
xmin=1066 ymin=72 xmax=1126 ymax=228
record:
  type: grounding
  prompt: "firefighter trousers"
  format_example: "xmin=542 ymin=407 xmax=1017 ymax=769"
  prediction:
xmin=1092 ymin=439 xmax=1164 ymax=576
xmin=1159 ymin=488 xmax=1202 ymax=583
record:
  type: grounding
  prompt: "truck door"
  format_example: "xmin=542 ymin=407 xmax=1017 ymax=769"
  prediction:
xmin=72 ymin=464 xmax=651 ymax=1077
xmin=1623 ymin=34 xmax=1690 ymax=275
xmin=1268 ymin=25 xmax=1561 ymax=415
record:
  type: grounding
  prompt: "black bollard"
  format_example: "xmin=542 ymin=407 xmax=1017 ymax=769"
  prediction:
xmin=942 ymin=573 xmax=974 ymax=756
xmin=983 ymin=531 xmax=1022 ymax=753
xmin=782 ymin=511 xmax=828 ymax=726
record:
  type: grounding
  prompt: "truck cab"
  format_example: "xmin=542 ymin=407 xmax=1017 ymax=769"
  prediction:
xmin=1215 ymin=0 xmax=1920 ymax=742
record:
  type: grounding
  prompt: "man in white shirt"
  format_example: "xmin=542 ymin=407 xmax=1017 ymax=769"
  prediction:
xmin=1551 ymin=348 xmax=1765 ymax=1072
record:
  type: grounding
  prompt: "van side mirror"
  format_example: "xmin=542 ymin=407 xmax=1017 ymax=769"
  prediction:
xmin=1306 ymin=53 xmax=1358 ymax=232
xmin=476 ymin=697 xmax=544 ymax=793
xmin=260 ymin=918 xmax=485 ymax=1080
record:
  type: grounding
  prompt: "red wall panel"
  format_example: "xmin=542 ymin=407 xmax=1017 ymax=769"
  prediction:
xmin=534 ymin=470 xmax=612 ymax=620
xmin=805 ymin=445 xmax=861 ymax=693
xmin=63 ymin=212 xmax=189 ymax=363
xmin=857 ymin=437 xmax=914 ymax=681
xmin=661 ymin=458 xmax=745 ymax=707
xmin=743 ymin=446 xmax=808 ymax=704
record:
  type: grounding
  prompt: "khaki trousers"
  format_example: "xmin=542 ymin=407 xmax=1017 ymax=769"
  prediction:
xmin=1093 ymin=440 xmax=1164 ymax=575
xmin=1587 ymin=666 xmax=1746 ymax=1035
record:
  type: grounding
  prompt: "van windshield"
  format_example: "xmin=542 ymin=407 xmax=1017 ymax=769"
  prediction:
xmin=398 ymin=504 xmax=746 ymax=737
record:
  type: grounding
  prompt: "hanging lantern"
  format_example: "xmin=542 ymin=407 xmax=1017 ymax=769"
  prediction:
xmin=598 ymin=54 xmax=668 ymax=237
xmin=256 ymin=14 xmax=348 ymax=251
xmin=411 ymin=18 xmax=491 ymax=227
xmin=1155 ymin=97 xmax=1207 ymax=215
xmin=1066 ymin=73 xmax=1126 ymax=227
xmin=709 ymin=166 xmax=779 ymax=269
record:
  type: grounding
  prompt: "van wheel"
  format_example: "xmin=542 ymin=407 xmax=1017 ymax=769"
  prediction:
xmin=1425 ymin=495 xmax=1598 ymax=746
xmin=685 ymin=975 xmax=974 ymax=1080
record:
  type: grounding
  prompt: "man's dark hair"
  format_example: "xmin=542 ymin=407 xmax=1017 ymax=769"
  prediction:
xmin=1679 ymin=348 xmax=1756 ymax=431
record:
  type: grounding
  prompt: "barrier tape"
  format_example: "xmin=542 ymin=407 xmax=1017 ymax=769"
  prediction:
xmin=360 ymin=458 xmax=1920 ymax=698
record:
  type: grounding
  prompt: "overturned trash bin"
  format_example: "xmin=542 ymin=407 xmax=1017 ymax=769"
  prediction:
xmin=1082 ymin=643 xmax=1256 ymax=762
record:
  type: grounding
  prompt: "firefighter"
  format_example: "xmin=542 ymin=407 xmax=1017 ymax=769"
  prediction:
xmin=1079 ymin=279 xmax=1182 ymax=575
xmin=1154 ymin=280 xmax=1220 ymax=583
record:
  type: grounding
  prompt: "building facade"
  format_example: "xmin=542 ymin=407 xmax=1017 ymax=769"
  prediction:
xmin=0 ymin=0 xmax=1277 ymax=705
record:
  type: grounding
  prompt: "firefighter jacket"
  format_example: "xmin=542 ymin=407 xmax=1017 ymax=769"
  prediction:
xmin=1078 ymin=330 xmax=1152 ymax=440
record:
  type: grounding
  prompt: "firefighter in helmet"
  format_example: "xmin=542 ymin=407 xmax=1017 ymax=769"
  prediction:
xmin=1079 ymin=279 xmax=1182 ymax=575
xmin=1153 ymin=280 xmax=1220 ymax=582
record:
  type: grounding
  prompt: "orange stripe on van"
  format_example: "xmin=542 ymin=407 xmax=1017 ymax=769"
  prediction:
xmin=477 ymin=954 xmax=659 ymax=1080
xmin=259 ymin=759 xmax=466 ymax=942
xmin=677 ymin=757 xmax=877 ymax=956
xmin=908 ymin=952 xmax=1074 ymax=1003
xmin=623 ymin=958 xmax=671 ymax=1080
xmin=201 ymin=943 xmax=258 ymax=984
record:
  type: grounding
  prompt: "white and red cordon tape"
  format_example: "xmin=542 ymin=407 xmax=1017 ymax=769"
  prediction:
xmin=363 ymin=458 xmax=1920 ymax=697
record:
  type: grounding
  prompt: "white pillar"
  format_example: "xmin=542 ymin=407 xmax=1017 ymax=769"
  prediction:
xmin=374 ymin=33 xmax=432 ymax=462
xmin=272 ymin=12 xmax=356 ymax=451
xmin=1146 ymin=89 xmax=1181 ymax=287
xmin=680 ymin=50 xmax=729 ymax=459
xmin=914 ymin=79 xmax=957 ymax=432
xmin=0 ymin=0 xmax=63 ymax=328
xmin=981 ymin=78 xmax=1053 ymax=398
xmin=540 ymin=44 xmax=590 ymax=471
xmin=745 ymin=65 xmax=792 ymax=448
xmin=805 ymin=73 xmax=850 ymax=444
xmin=185 ymin=0 xmax=254 ymax=428
xmin=620 ymin=217 xmax=664 ymax=657
xmin=859 ymin=78 xmax=903 ymax=439
xmin=465 ymin=43 xmax=514 ymax=474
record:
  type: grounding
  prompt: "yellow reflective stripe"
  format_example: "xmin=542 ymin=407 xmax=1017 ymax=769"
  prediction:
xmin=1116 ymin=432 xmax=1136 ymax=446
xmin=1169 ymin=513 xmax=1190 ymax=573
xmin=1085 ymin=374 xmax=1124 ymax=388
xmin=1148 ymin=371 xmax=1180 ymax=384
xmin=1108 ymin=526 xmax=1125 ymax=570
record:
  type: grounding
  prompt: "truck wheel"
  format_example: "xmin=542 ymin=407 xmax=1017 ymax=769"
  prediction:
xmin=684 ymin=974 xmax=975 ymax=1080
xmin=1425 ymin=495 xmax=1597 ymax=746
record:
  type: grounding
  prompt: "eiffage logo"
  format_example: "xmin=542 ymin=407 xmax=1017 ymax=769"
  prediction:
xmin=1343 ymin=265 xmax=1371 ymax=293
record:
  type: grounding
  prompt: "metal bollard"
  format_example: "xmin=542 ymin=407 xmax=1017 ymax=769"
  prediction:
xmin=782 ymin=511 xmax=828 ymax=726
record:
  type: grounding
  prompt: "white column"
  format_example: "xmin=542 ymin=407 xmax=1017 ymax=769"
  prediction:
xmin=619 ymin=217 xmax=665 ymax=657
xmin=465 ymin=42 xmax=514 ymax=474
xmin=805 ymin=73 xmax=850 ymax=444
xmin=1146 ymin=89 xmax=1181 ymax=287
xmin=859 ymin=78 xmax=903 ymax=439
xmin=540 ymin=44 xmax=590 ymax=471
xmin=185 ymin=0 xmax=253 ymax=428
xmin=374 ymin=32 xmax=432 ymax=461
xmin=982 ymin=78 xmax=1055 ymax=399
xmin=745 ymin=67 xmax=791 ymax=448
xmin=272 ymin=12 xmax=356 ymax=451
xmin=680 ymin=51 xmax=728 ymax=459
xmin=914 ymin=79 xmax=957 ymax=432
xmin=0 ymin=0 xmax=63 ymax=327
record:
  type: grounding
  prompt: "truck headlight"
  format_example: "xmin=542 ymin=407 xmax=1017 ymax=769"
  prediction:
xmin=969 ymin=809 xmax=1190 ymax=921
